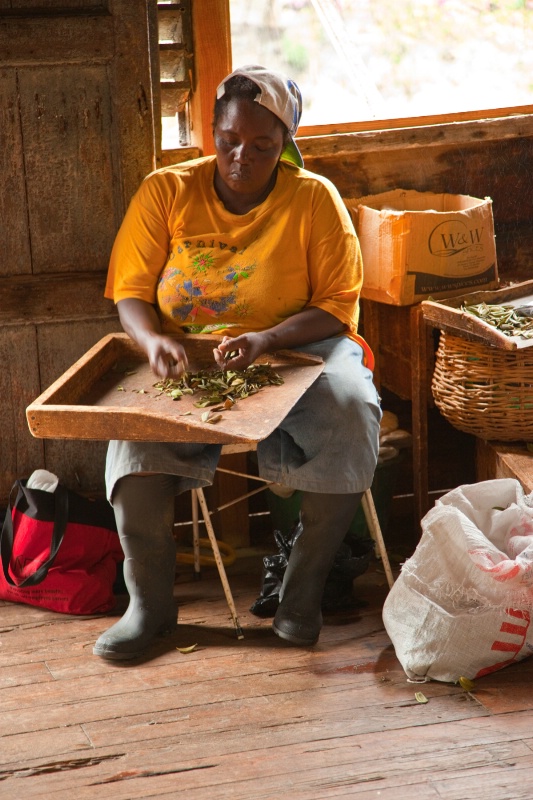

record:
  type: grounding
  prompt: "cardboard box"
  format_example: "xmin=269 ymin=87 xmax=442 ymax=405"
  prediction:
xmin=345 ymin=189 xmax=499 ymax=306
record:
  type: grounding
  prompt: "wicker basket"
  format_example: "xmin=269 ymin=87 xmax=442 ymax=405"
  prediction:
xmin=432 ymin=332 xmax=533 ymax=441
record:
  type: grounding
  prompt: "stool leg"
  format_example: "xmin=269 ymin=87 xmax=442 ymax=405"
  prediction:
xmin=361 ymin=489 xmax=395 ymax=589
xmin=195 ymin=487 xmax=244 ymax=640
xmin=191 ymin=490 xmax=201 ymax=581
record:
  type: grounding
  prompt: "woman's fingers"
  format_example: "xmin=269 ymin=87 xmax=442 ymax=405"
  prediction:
xmin=161 ymin=354 xmax=187 ymax=378
xmin=213 ymin=347 xmax=226 ymax=367
xmin=214 ymin=333 xmax=268 ymax=369
xmin=148 ymin=337 xmax=188 ymax=378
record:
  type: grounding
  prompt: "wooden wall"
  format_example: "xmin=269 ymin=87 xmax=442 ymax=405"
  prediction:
xmin=0 ymin=1 xmax=159 ymax=503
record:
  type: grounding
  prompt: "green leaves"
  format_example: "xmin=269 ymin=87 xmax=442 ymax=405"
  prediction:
xmin=154 ymin=364 xmax=284 ymax=408
xmin=463 ymin=302 xmax=533 ymax=339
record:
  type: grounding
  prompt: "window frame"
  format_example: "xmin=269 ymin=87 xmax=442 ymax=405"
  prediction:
xmin=182 ymin=0 xmax=533 ymax=157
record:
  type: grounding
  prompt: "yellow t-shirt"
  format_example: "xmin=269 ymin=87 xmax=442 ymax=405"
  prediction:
xmin=105 ymin=156 xmax=373 ymax=366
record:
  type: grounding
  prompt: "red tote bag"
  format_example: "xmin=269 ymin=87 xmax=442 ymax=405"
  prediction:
xmin=0 ymin=480 xmax=123 ymax=615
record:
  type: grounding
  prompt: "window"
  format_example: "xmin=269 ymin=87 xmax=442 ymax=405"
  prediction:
xmin=158 ymin=0 xmax=193 ymax=150
xmin=230 ymin=0 xmax=533 ymax=129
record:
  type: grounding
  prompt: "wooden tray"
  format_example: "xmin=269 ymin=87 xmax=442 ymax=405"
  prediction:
xmin=421 ymin=280 xmax=533 ymax=350
xmin=26 ymin=333 xmax=325 ymax=445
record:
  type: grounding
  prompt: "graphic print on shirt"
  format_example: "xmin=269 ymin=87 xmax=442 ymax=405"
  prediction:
xmin=156 ymin=239 xmax=256 ymax=326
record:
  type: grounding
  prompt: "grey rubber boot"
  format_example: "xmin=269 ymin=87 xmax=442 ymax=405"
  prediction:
xmin=93 ymin=474 xmax=178 ymax=660
xmin=272 ymin=491 xmax=364 ymax=646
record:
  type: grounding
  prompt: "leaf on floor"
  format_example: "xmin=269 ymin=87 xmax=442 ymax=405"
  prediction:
xmin=176 ymin=644 xmax=198 ymax=654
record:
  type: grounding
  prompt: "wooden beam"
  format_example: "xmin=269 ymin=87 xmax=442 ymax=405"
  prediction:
xmin=410 ymin=305 xmax=430 ymax=522
xmin=189 ymin=0 xmax=231 ymax=155
xmin=297 ymin=104 xmax=533 ymax=139
xmin=298 ymin=113 xmax=533 ymax=161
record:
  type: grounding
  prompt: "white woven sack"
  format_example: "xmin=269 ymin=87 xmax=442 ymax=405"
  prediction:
xmin=383 ymin=479 xmax=533 ymax=683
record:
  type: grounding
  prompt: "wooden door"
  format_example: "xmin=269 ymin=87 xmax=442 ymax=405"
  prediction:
xmin=0 ymin=0 xmax=160 ymax=502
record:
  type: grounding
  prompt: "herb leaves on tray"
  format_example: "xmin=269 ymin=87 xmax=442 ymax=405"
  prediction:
xmin=153 ymin=363 xmax=284 ymax=409
xmin=462 ymin=302 xmax=533 ymax=339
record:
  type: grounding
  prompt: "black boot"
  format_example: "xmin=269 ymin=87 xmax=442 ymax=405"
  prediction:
xmin=272 ymin=491 xmax=363 ymax=646
xmin=93 ymin=475 xmax=178 ymax=660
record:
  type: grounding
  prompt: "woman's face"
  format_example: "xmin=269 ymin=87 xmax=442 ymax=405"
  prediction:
xmin=213 ymin=97 xmax=285 ymax=199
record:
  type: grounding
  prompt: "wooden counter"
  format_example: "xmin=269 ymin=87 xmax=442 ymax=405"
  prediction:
xmin=476 ymin=440 xmax=533 ymax=494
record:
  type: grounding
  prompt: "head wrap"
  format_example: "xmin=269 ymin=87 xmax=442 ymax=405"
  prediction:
xmin=216 ymin=64 xmax=304 ymax=167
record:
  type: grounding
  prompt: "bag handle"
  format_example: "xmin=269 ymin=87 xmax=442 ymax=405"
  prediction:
xmin=0 ymin=481 xmax=69 ymax=587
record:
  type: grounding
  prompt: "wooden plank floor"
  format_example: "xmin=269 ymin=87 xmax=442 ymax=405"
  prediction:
xmin=1 ymin=551 xmax=533 ymax=800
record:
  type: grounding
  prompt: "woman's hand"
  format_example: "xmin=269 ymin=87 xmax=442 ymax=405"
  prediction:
xmin=213 ymin=332 xmax=269 ymax=370
xmin=116 ymin=298 xmax=188 ymax=379
xmin=144 ymin=334 xmax=188 ymax=379
xmin=213 ymin=309 xmax=346 ymax=370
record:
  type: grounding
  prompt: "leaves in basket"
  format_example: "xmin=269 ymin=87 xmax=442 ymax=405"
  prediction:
xmin=462 ymin=302 xmax=533 ymax=339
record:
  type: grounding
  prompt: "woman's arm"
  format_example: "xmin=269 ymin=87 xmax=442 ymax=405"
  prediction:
xmin=213 ymin=307 xmax=344 ymax=369
xmin=117 ymin=298 xmax=188 ymax=379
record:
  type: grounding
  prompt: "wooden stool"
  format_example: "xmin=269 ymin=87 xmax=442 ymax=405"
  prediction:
xmin=189 ymin=445 xmax=395 ymax=640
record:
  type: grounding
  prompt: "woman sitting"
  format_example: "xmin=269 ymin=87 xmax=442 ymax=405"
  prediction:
xmin=94 ymin=64 xmax=381 ymax=660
